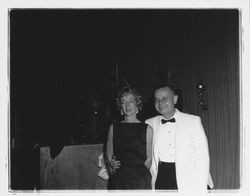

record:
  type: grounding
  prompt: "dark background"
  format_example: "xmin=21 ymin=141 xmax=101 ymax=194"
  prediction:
xmin=10 ymin=9 xmax=199 ymax=146
xmin=10 ymin=9 xmax=239 ymax=190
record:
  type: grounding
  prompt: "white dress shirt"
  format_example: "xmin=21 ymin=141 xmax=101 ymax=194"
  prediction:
xmin=157 ymin=114 xmax=177 ymax=163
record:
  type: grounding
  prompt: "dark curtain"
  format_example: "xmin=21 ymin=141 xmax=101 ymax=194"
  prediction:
xmin=170 ymin=11 xmax=240 ymax=189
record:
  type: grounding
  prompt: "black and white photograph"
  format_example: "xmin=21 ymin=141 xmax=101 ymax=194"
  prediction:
xmin=1 ymin=1 xmax=250 ymax=196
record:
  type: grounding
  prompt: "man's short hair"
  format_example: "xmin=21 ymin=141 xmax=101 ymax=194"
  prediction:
xmin=154 ymin=83 xmax=177 ymax=95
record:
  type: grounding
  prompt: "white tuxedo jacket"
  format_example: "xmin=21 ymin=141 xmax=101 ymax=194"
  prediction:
xmin=145 ymin=109 xmax=213 ymax=194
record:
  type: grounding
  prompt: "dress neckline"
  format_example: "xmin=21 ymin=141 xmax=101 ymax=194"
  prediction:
xmin=119 ymin=122 xmax=142 ymax=124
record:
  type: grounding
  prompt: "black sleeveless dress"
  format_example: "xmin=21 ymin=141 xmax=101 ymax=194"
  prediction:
xmin=108 ymin=123 xmax=152 ymax=190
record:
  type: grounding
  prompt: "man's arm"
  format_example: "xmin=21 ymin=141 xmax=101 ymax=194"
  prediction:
xmin=192 ymin=117 xmax=210 ymax=193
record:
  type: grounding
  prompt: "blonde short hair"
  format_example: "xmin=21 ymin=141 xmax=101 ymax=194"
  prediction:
xmin=116 ymin=86 xmax=143 ymax=112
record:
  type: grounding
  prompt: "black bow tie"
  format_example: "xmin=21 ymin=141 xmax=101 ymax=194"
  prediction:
xmin=161 ymin=118 xmax=176 ymax=124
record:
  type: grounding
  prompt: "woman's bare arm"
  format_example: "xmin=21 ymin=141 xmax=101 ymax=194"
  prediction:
xmin=105 ymin=124 xmax=121 ymax=174
xmin=106 ymin=124 xmax=113 ymax=162
xmin=144 ymin=125 xmax=153 ymax=169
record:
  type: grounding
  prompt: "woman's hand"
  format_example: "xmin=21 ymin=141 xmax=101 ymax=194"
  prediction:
xmin=144 ymin=158 xmax=152 ymax=169
xmin=109 ymin=156 xmax=121 ymax=174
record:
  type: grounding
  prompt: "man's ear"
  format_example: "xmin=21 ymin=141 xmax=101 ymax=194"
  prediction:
xmin=174 ymin=95 xmax=178 ymax=105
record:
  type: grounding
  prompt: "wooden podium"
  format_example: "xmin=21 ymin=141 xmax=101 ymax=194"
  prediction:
xmin=40 ymin=144 xmax=107 ymax=190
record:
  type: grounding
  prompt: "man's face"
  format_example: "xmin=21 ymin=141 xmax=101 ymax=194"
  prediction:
xmin=154 ymin=87 xmax=178 ymax=117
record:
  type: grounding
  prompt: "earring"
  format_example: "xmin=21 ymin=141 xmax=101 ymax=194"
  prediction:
xmin=121 ymin=110 xmax=124 ymax=115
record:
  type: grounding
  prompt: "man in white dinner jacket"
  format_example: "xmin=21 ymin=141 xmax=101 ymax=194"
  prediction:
xmin=145 ymin=84 xmax=213 ymax=195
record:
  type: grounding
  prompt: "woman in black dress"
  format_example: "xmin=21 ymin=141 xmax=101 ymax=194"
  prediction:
xmin=105 ymin=87 xmax=153 ymax=190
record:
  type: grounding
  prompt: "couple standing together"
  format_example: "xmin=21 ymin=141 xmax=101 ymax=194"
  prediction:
xmin=105 ymin=84 xmax=214 ymax=194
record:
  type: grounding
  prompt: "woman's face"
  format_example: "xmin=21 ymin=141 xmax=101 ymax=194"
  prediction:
xmin=120 ymin=93 xmax=138 ymax=117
